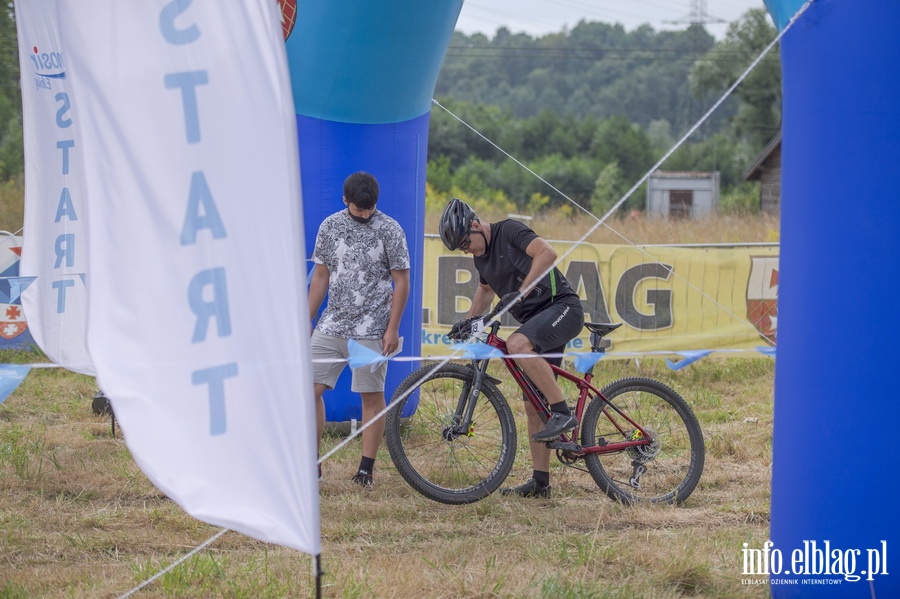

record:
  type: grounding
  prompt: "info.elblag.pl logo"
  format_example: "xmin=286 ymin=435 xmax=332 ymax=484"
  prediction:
xmin=30 ymin=45 xmax=65 ymax=90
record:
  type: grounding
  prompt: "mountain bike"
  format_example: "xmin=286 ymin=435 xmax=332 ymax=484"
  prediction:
xmin=384 ymin=302 xmax=705 ymax=505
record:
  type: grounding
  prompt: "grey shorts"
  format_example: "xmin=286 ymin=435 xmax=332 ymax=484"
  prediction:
xmin=311 ymin=330 xmax=387 ymax=393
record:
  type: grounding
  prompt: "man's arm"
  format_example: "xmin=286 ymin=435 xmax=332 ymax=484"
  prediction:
xmin=519 ymin=236 xmax=558 ymax=296
xmin=383 ymin=268 xmax=410 ymax=355
xmin=467 ymin=282 xmax=496 ymax=317
xmin=308 ymin=263 xmax=330 ymax=325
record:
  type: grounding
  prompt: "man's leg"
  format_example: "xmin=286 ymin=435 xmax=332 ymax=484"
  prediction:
xmin=523 ymin=400 xmax=552 ymax=472
xmin=310 ymin=330 xmax=348 ymax=480
xmin=506 ymin=332 xmax=565 ymax=406
xmin=314 ymin=383 xmax=328 ymax=449
xmin=506 ymin=331 xmax=576 ymax=443
xmin=359 ymin=391 xmax=386 ymax=459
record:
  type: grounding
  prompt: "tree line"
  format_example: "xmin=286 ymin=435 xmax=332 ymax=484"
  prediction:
xmin=0 ymin=9 xmax=780 ymax=217
xmin=427 ymin=10 xmax=782 ymax=216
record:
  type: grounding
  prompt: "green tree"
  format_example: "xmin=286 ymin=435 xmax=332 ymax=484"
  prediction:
xmin=689 ymin=9 xmax=781 ymax=151
xmin=525 ymin=153 xmax=597 ymax=210
xmin=0 ymin=4 xmax=22 ymax=179
xmin=590 ymin=161 xmax=625 ymax=217
xmin=591 ymin=116 xmax=654 ymax=184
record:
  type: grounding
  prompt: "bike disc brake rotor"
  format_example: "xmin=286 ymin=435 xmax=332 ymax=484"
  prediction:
xmin=440 ymin=414 xmax=474 ymax=442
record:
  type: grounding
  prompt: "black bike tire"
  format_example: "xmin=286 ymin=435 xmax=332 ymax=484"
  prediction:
xmin=385 ymin=363 xmax=517 ymax=505
xmin=581 ymin=377 xmax=705 ymax=504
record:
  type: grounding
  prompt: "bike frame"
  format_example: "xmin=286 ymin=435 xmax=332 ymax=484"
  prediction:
xmin=462 ymin=321 xmax=654 ymax=457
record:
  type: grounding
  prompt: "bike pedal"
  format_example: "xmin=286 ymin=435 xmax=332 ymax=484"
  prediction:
xmin=545 ymin=441 xmax=582 ymax=452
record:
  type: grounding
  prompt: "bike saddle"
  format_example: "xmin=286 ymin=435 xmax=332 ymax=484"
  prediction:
xmin=584 ymin=322 xmax=622 ymax=339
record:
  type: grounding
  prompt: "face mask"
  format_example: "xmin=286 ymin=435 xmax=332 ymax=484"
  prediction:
xmin=347 ymin=208 xmax=375 ymax=224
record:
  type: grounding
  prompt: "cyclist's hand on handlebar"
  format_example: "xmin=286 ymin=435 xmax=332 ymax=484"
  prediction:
xmin=449 ymin=317 xmax=475 ymax=341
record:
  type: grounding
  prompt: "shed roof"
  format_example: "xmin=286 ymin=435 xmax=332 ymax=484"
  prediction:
xmin=742 ymin=131 xmax=782 ymax=181
xmin=651 ymin=170 xmax=717 ymax=179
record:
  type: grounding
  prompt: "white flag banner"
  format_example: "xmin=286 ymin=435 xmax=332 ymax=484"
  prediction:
xmin=54 ymin=0 xmax=320 ymax=553
xmin=15 ymin=0 xmax=94 ymax=375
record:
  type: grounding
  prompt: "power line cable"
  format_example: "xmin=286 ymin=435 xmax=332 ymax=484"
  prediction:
xmin=434 ymin=0 xmax=811 ymax=347
xmin=116 ymin=2 xmax=811 ymax=597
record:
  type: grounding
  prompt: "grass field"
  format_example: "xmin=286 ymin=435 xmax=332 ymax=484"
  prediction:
xmin=0 ymin=350 xmax=775 ymax=599
xmin=2 ymin=187 xmax=778 ymax=597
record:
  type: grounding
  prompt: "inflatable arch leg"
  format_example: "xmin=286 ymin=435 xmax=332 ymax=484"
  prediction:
xmin=284 ymin=1 xmax=462 ymax=428
xmin=771 ymin=0 xmax=900 ymax=594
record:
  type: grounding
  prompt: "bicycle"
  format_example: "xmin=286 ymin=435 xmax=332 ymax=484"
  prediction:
xmin=384 ymin=302 xmax=705 ymax=505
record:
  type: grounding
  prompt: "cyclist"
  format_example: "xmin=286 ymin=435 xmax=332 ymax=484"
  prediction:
xmin=439 ymin=198 xmax=584 ymax=498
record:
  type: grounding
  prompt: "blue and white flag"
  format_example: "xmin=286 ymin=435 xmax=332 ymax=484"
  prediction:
xmin=15 ymin=0 xmax=94 ymax=374
xmin=49 ymin=0 xmax=320 ymax=554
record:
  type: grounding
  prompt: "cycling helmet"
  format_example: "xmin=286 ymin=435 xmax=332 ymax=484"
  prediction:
xmin=439 ymin=198 xmax=477 ymax=250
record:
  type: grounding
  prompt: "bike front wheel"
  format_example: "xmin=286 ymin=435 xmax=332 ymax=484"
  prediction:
xmin=581 ymin=377 xmax=705 ymax=504
xmin=385 ymin=363 xmax=517 ymax=505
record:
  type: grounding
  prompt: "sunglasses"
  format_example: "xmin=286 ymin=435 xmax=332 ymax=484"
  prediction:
xmin=458 ymin=231 xmax=473 ymax=251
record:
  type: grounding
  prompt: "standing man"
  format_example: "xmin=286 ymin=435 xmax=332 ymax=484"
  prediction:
xmin=439 ymin=198 xmax=584 ymax=498
xmin=308 ymin=172 xmax=410 ymax=488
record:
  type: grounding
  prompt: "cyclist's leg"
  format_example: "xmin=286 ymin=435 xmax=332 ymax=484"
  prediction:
xmin=508 ymin=332 xmax=566 ymax=405
xmin=507 ymin=296 xmax=583 ymax=408
xmin=521 ymin=346 xmax=565 ymax=472
xmin=512 ymin=298 xmax=584 ymax=443
xmin=523 ymin=401 xmax=552 ymax=470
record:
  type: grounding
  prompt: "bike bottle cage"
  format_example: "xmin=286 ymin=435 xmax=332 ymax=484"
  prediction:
xmin=584 ymin=322 xmax=622 ymax=352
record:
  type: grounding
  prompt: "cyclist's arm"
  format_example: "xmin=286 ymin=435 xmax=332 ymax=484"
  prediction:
xmin=467 ymin=282 xmax=495 ymax=317
xmin=308 ymin=263 xmax=329 ymax=325
xmin=519 ymin=236 xmax=558 ymax=296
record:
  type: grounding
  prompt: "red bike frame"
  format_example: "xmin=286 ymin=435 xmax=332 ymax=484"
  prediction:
xmin=482 ymin=329 xmax=653 ymax=456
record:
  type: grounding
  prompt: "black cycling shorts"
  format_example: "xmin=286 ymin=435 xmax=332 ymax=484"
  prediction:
xmin=514 ymin=295 xmax=584 ymax=366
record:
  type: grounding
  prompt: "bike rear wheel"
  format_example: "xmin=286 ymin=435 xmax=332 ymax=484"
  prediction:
xmin=385 ymin=363 xmax=517 ymax=504
xmin=581 ymin=377 xmax=704 ymax=504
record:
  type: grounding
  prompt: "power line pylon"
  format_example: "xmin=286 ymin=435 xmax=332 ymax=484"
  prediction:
xmin=666 ymin=0 xmax=727 ymax=32
xmin=666 ymin=1 xmax=727 ymax=139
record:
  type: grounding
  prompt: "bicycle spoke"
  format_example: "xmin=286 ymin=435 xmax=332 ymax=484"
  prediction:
xmin=385 ymin=364 xmax=517 ymax=504
xmin=582 ymin=378 xmax=704 ymax=504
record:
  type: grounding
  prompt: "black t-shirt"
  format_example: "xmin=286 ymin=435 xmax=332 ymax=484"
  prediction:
xmin=473 ymin=219 xmax=578 ymax=323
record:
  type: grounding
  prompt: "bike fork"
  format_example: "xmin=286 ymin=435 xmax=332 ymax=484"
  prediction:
xmin=450 ymin=359 xmax=490 ymax=435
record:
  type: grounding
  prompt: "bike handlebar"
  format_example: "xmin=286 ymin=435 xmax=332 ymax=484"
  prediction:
xmin=448 ymin=299 xmax=513 ymax=342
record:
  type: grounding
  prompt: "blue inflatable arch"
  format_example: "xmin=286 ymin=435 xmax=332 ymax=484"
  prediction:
xmin=284 ymin=1 xmax=463 ymax=425
xmin=768 ymin=0 xmax=900 ymax=595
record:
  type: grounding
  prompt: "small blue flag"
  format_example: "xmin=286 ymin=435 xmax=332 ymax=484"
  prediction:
xmin=666 ymin=350 xmax=713 ymax=371
xmin=569 ymin=352 xmax=606 ymax=373
xmin=347 ymin=339 xmax=388 ymax=369
xmin=0 ymin=364 xmax=31 ymax=404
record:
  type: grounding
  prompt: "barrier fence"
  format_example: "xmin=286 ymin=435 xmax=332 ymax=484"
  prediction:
xmin=421 ymin=236 xmax=778 ymax=356
xmin=1 ymin=235 xmax=779 ymax=403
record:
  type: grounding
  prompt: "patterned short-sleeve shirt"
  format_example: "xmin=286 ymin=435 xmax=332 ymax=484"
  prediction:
xmin=312 ymin=209 xmax=410 ymax=339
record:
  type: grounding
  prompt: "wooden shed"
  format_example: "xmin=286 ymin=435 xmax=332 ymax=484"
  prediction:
xmin=742 ymin=132 xmax=782 ymax=215
xmin=646 ymin=171 xmax=720 ymax=219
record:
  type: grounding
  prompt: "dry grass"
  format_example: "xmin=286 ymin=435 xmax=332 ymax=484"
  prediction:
xmin=1 ymin=213 xmax=777 ymax=597
xmin=2 ymin=173 xmax=778 ymax=246
xmin=0 ymin=177 xmax=24 ymax=234
xmin=425 ymin=209 xmax=780 ymax=246
xmin=1 ymin=353 xmax=774 ymax=598
xmin=535 ymin=212 xmax=780 ymax=245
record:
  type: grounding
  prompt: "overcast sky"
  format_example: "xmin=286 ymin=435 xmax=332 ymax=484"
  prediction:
xmin=456 ymin=0 xmax=769 ymax=40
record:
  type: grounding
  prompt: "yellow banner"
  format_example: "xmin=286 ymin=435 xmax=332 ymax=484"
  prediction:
xmin=420 ymin=236 xmax=778 ymax=356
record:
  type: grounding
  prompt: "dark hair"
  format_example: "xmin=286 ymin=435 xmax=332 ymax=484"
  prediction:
xmin=343 ymin=171 xmax=379 ymax=210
